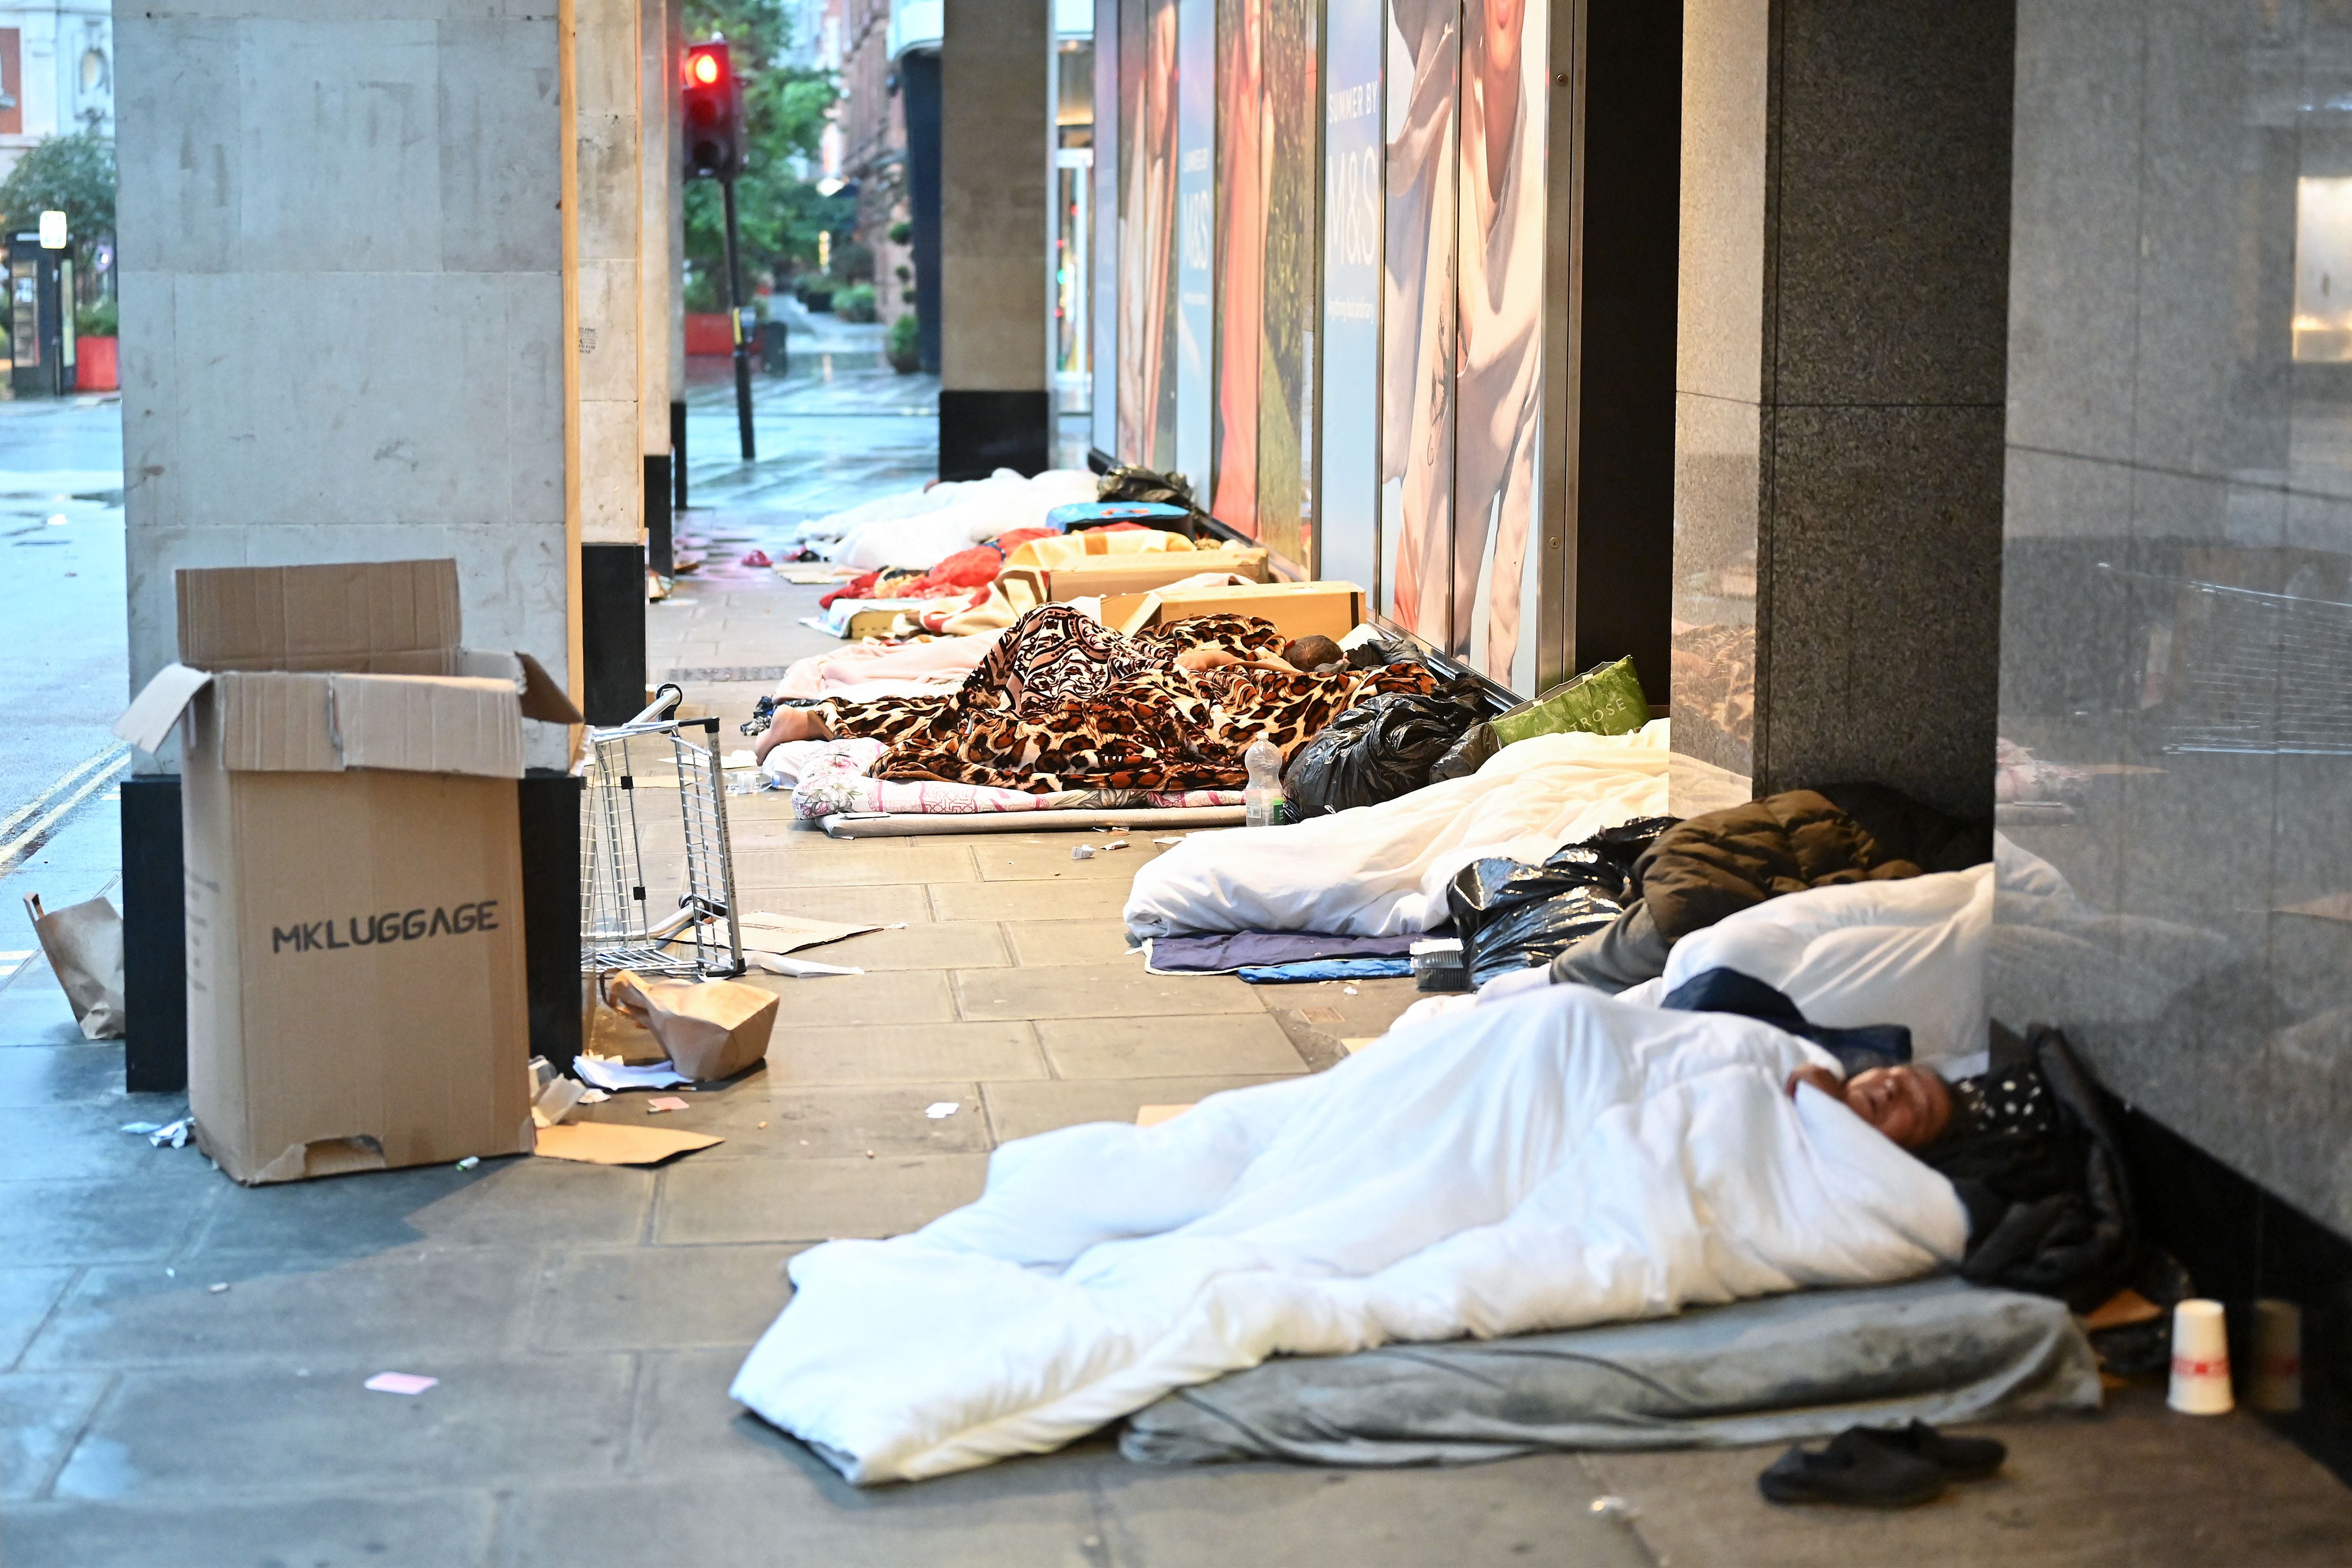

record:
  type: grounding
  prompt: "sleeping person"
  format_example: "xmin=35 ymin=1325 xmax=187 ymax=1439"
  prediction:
xmin=731 ymin=981 xmax=1972 ymax=1483
xmin=751 ymin=604 xmax=1430 ymax=792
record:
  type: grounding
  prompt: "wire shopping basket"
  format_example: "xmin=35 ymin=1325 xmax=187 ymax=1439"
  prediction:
xmin=580 ymin=691 xmax=746 ymax=978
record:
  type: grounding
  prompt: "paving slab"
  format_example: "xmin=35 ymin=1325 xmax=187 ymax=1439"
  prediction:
xmin=982 ymin=1076 xmax=1300 ymax=1141
xmin=765 ymin=1020 xmax=1048 ymax=1086
xmin=1092 ymin=1453 xmax=1655 ymax=1568
xmin=666 ymin=1081 xmax=993 ymax=1160
xmin=0 ymin=1172 xmax=217 ymax=1265
xmin=509 ymin=1464 xmax=1110 ymax=1568
xmin=1588 ymin=1388 xmax=2352 ymax=1568
xmin=0 ymin=1265 xmax=77 ymax=1368
xmin=725 ymin=881 xmax=937 ymax=927
xmin=0 ymin=983 xmax=83 ymax=1048
xmin=974 ymin=836 xmax=1182 ymax=880
xmin=655 ymin=1153 xmax=991 ymax=1244
xmin=188 ymin=1156 xmax=654 ymax=1259
xmin=0 ymin=1102 xmax=205 ymax=1182
xmin=49 ymin=1354 xmax=640 ymax=1501
xmin=0 ymin=1489 xmax=500 ymax=1568
xmin=1006 ymin=919 xmax=1147 ymax=966
xmin=805 ymin=919 xmax=1014 ymax=972
xmin=954 ymin=963 xmax=1270 ymax=1022
xmin=738 ymin=967 xmax=959 ymax=1027
xmin=0 ymin=1042 xmax=125 ymax=1107
xmin=1037 ymin=1014 xmax=1310 ymax=1079
xmin=734 ymin=842 xmax=981 ymax=887
xmin=932 ymin=878 xmax=1136 ymax=922
xmin=532 ymin=1244 xmax=800 ymax=1351
xmin=24 ymin=1249 xmax=541 ymax=1370
xmin=0 ymin=1369 xmax=109 ymax=1500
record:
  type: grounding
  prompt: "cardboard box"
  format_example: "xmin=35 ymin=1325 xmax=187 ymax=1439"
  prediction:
xmin=114 ymin=561 xmax=582 ymax=1185
xmin=1104 ymin=579 xmax=1365 ymax=642
xmin=1000 ymin=545 xmax=1271 ymax=606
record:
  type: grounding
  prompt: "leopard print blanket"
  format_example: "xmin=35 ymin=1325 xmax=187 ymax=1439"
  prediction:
xmin=813 ymin=605 xmax=1435 ymax=792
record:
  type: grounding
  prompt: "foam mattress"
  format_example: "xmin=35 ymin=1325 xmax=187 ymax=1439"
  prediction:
xmin=1120 ymin=1275 xmax=2100 ymax=1467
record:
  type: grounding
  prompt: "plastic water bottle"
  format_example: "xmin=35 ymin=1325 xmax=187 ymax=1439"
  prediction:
xmin=1243 ymin=737 xmax=1284 ymax=828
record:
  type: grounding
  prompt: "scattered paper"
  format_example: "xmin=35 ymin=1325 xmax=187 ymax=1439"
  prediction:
xmin=744 ymin=951 xmax=864 ymax=978
xmin=208 ymin=1282 xmax=229 ymax=1294
xmin=364 ymin=1372 xmax=438 ymax=1396
xmin=1342 ymin=985 xmax=1359 ymax=995
xmin=732 ymin=911 xmax=881 ymax=955
xmin=455 ymin=1156 xmax=479 ymax=1171
xmin=886 ymin=922 xmax=908 ymax=929
xmin=1136 ymin=1104 xmax=1194 ymax=1128
xmin=145 ymin=1118 xmax=192 ymax=1148
xmin=1103 ymin=840 xmax=1129 ymax=852
xmin=925 ymin=1102 xmax=960 ymax=1119
xmin=578 ymin=1088 xmax=611 ymax=1104
xmin=532 ymin=1123 xmax=723 ymax=1165
xmin=572 ymin=1055 xmax=691 ymax=1092
xmin=1070 ymin=845 xmax=1095 ymax=861
xmin=646 ymin=1096 xmax=690 ymax=1114
xmin=120 ymin=1121 xmax=162 ymax=1135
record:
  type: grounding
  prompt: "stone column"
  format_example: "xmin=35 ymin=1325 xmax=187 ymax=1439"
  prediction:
xmin=1671 ymin=0 xmax=2012 ymax=818
xmin=640 ymin=0 xmax=675 ymax=576
xmin=938 ymin=0 xmax=1052 ymax=479
xmin=114 ymin=7 xmax=569 ymax=1087
xmin=569 ymin=0 xmax=649 ymax=722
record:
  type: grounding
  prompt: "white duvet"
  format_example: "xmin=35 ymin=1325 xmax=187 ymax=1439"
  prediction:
xmin=1122 ymin=721 xmax=1673 ymax=940
xmin=730 ymin=985 xmax=1968 ymax=1483
xmin=795 ymin=468 xmax=1100 ymax=569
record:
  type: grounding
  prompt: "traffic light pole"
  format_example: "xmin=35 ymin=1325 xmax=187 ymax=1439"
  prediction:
xmin=721 ymin=175 xmax=755 ymax=462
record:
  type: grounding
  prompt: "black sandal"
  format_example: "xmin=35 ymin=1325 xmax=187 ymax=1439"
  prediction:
xmin=1851 ymin=1420 xmax=2007 ymax=1481
xmin=1757 ymin=1429 xmax=1948 ymax=1509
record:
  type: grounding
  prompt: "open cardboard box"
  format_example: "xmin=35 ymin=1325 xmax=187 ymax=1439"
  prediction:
xmin=1000 ymin=545 xmax=1270 ymax=607
xmin=1105 ymin=578 xmax=1365 ymax=642
xmin=114 ymin=560 xmax=581 ymax=1185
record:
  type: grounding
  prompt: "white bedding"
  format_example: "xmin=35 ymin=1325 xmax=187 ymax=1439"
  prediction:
xmin=796 ymin=469 xmax=1099 ymax=569
xmin=1619 ymin=863 xmax=1994 ymax=1067
xmin=1121 ymin=721 xmax=1673 ymax=940
xmin=731 ymin=984 xmax=1969 ymax=1482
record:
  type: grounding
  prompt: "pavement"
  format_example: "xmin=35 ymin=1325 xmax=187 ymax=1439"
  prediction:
xmin=5 ymin=364 xmax=2352 ymax=1564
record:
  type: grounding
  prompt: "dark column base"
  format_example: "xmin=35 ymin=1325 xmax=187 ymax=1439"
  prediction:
xmin=518 ymin=770 xmax=585 ymax=1072
xmin=580 ymin=542 xmax=648 ymax=724
xmin=669 ymin=400 xmax=687 ymax=512
xmin=2123 ymin=1107 xmax=2352 ymax=1486
xmin=939 ymin=389 xmax=1049 ymax=482
xmin=645 ymin=454 xmax=674 ymax=577
xmin=119 ymin=775 xmax=187 ymax=1094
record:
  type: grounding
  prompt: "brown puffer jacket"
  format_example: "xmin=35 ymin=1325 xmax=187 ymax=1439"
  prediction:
xmin=1633 ymin=783 xmax=1988 ymax=946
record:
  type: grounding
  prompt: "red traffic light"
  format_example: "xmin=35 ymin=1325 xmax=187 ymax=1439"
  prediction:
xmin=687 ymin=45 xmax=725 ymax=87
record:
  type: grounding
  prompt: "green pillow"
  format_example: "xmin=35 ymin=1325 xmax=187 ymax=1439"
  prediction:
xmin=1487 ymin=656 xmax=1650 ymax=748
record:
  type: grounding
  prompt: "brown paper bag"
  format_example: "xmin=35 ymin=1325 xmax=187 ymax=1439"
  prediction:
xmin=583 ymin=972 xmax=670 ymax=1064
xmin=601 ymin=969 xmax=778 ymax=1081
xmin=24 ymin=894 xmax=126 ymax=1040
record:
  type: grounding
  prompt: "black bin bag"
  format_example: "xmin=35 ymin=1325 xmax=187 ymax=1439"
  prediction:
xmin=1284 ymin=686 xmax=1484 ymax=817
xmin=1446 ymin=818 xmax=1675 ymax=987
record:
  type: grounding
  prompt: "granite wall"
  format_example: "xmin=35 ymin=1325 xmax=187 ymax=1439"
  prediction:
xmin=1672 ymin=0 xmax=2013 ymax=820
xmin=2001 ymin=0 xmax=2352 ymax=1242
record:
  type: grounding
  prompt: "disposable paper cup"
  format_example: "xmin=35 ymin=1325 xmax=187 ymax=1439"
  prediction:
xmin=2253 ymin=1299 xmax=2303 ymax=1413
xmin=2168 ymin=1298 xmax=2234 ymax=1415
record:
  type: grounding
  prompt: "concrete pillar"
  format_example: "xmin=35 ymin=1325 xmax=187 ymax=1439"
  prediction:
xmin=568 ymin=0 xmax=649 ymax=722
xmin=117 ymin=9 xmax=568 ymax=753
xmin=938 ymin=0 xmax=1052 ymax=479
xmin=640 ymin=0 xmax=675 ymax=575
xmin=1671 ymin=0 xmax=2012 ymax=818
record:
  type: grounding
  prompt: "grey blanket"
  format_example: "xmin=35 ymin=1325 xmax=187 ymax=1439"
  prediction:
xmin=1120 ymin=1276 xmax=2099 ymax=1467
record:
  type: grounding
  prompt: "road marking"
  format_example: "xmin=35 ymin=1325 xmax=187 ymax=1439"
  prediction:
xmin=0 ymin=744 xmax=128 ymax=874
xmin=0 ymin=744 xmax=127 ymax=842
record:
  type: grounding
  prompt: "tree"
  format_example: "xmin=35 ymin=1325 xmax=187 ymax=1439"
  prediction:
xmin=0 ymin=133 xmax=115 ymax=264
xmin=682 ymin=0 xmax=845 ymax=284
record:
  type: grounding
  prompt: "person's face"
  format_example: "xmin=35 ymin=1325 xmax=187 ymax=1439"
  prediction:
xmin=1843 ymin=1066 xmax=1953 ymax=1151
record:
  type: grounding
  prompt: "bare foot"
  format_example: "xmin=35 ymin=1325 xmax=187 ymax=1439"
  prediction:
xmin=752 ymin=707 xmax=830 ymax=762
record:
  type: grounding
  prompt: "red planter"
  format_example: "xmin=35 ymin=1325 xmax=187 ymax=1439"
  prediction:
xmin=684 ymin=312 xmax=734 ymax=356
xmin=75 ymin=335 xmax=117 ymax=391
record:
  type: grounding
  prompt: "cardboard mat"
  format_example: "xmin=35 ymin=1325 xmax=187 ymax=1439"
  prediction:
xmin=821 ymin=805 xmax=1244 ymax=838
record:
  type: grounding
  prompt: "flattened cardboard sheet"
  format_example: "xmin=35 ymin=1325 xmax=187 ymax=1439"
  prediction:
xmin=533 ymin=1122 xmax=723 ymax=1165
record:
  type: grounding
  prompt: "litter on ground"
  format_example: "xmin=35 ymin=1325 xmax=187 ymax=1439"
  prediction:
xmin=364 ymin=1373 xmax=439 ymax=1396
